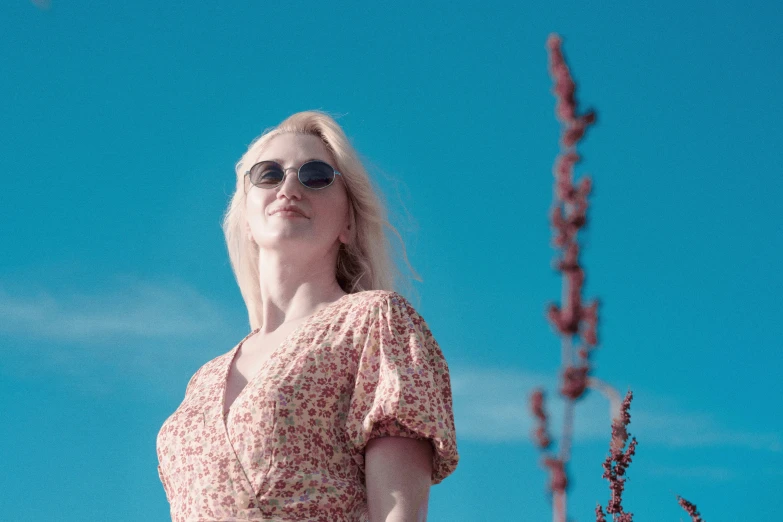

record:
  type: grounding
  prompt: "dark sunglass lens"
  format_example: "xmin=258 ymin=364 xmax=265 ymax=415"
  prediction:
xmin=250 ymin=162 xmax=285 ymax=187
xmin=299 ymin=161 xmax=335 ymax=189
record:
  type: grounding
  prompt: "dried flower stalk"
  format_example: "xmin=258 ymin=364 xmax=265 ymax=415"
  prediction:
xmin=529 ymin=33 xmax=705 ymax=522
xmin=527 ymin=32 xmax=599 ymax=522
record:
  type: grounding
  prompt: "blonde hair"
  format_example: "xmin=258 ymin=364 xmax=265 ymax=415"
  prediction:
xmin=221 ymin=110 xmax=418 ymax=330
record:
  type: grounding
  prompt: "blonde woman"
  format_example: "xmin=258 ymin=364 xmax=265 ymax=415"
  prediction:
xmin=156 ymin=111 xmax=459 ymax=522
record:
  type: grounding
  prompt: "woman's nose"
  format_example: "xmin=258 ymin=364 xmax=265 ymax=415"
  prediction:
xmin=276 ymin=168 xmax=303 ymax=200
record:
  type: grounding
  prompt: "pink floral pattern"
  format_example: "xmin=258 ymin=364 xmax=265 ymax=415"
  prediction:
xmin=156 ymin=290 xmax=459 ymax=521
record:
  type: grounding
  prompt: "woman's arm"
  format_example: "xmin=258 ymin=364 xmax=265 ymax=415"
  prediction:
xmin=365 ymin=436 xmax=433 ymax=522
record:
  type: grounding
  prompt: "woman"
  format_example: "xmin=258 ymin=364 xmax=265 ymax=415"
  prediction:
xmin=156 ymin=111 xmax=459 ymax=522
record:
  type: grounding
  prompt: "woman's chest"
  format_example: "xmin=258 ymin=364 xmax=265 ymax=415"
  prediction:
xmin=227 ymin=332 xmax=362 ymax=431
xmin=157 ymin=331 xmax=365 ymax=479
xmin=224 ymin=327 xmax=300 ymax=416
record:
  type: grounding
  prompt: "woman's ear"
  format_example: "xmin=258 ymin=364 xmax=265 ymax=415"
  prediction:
xmin=246 ymin=221 xmax=255 ymax=243
xmin=338 ymin=222 xmax=351 ymax=245
xmin=339 ymin=205 xmax=354 ymax=245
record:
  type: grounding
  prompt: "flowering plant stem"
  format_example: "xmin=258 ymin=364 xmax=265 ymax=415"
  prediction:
xmin=529 ymin=33 xmax=706 ymax=522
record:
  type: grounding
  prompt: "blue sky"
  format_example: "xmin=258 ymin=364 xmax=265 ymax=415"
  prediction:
xmin=1 ymin=1 xmax=781 ymax=520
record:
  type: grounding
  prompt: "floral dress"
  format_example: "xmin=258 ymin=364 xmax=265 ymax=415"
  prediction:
xmin=156 ymin=290 xmax=459 ymax=522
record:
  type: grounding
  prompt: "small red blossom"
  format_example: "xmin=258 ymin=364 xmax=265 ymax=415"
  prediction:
xmin=542 ymin=456 xmax=568 ymax=493
xmin=529 ymin=388 xmax=552 ymax=449
xmin=560 ymin=365 xmax=589 ymax=400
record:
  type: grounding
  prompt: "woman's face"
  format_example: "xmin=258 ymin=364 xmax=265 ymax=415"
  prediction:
xmin=245 ymin=133 xmax=351 ymax=257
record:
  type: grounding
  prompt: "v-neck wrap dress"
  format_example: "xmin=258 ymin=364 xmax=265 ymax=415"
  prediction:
xmin=156 ymin=290 xmax=459 ymax=522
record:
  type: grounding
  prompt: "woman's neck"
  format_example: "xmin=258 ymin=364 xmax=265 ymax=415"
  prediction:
xmin=255 ymin=248 xmax=345 ymax=334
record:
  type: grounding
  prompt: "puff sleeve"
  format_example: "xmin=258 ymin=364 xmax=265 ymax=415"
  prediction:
xmin=345 ymin=291 xmax=459 ymax=484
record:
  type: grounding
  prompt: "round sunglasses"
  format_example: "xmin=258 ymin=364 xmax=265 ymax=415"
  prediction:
xmin=245 ymin=160 xmax=342 ymax=191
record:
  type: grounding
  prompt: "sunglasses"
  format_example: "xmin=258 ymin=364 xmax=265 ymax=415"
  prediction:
xmin=245 ymin=160 xmax=342 ymax=191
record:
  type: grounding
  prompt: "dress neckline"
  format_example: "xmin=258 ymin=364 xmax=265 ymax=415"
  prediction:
xmin=220 ymin=293 xmax=352 ymax=425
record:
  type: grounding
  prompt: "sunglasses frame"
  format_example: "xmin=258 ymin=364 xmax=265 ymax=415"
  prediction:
xmin=244 ymin=160 xmax=342 ymax=191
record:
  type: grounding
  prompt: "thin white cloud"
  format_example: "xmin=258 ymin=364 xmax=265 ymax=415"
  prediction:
xmin=632 ymin=409 xmax=782 ymax=452
xmin=450 ymin=366 xmax=622 ymax=443
xmin=450 ymin=367 xmax=782 ymax=453
xmin=30 ymin=0 xmax=51 ymax=10
xmin=643 ymin=464 xmax=736 ymax=482
xmin=0 ymin=276 xmax=236 ymax=394
xmin=2 ymin=285 xmax=779 ymax=455
xmin=0 ymin=276 xmax=229 ymax=341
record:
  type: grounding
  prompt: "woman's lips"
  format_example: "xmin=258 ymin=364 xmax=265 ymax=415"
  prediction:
xmin=272 ymin=210 xmax=307 ymax=218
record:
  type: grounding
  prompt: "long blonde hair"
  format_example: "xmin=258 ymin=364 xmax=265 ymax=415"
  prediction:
xmin=221 ymin=110 xmax=418 ymax=330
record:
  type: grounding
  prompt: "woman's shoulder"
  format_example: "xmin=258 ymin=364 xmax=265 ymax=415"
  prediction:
xmin=340 ymin=290 xmax=432 ymax=335
xmin=344 ymin=289 xmax=415 ymax=309
xmin=339 ymin=289 xmax=423 ymax=320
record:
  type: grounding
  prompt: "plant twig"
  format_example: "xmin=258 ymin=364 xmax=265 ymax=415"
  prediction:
xmin=597 ymin=390 xmax=637 ymax=521
xmin=677 ymin=495 xmax=705 ymax=522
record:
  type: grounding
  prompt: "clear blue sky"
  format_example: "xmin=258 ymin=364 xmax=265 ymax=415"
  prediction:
xmin=1 ymin=1 xmax=781 ymax=520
